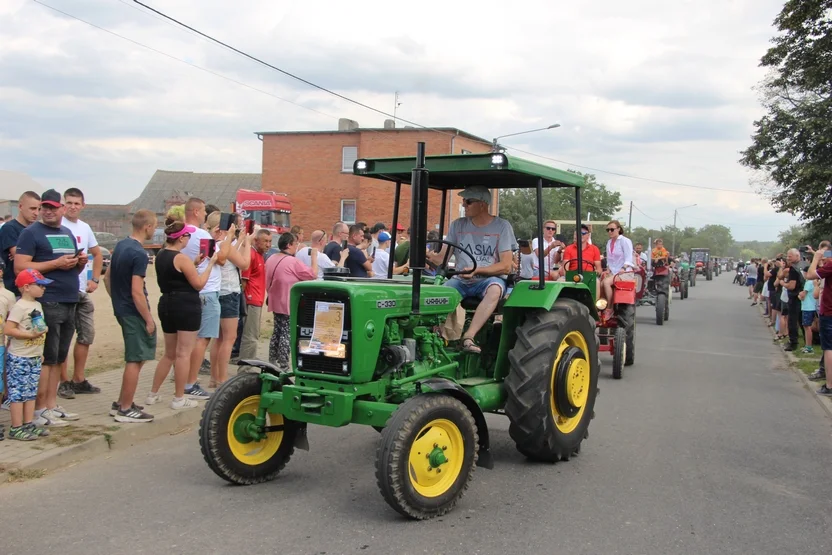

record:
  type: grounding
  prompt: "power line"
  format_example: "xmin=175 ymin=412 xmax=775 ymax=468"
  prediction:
xmin=632 ymin=204 xmax=673 ymax=222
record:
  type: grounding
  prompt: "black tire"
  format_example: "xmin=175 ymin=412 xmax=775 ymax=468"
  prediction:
xmin=664 ymin=293 xmax=670 ymax=321
xmin=200 ymin=372 xmax=297 ymax=485
xmin=612 ymin=326 xmax=625 ymax=379
xmin=376 ymin=394 xmax=477 ymax=520
xmin=620 ymin=304 xmax=636 ymax=366
xmin=504 ymin=299 xmax=599 ymax=462
xmin=656 ymin=294 xmax=666 ymax=326
xmin=682 ymin=280 xmax=689 ymax=299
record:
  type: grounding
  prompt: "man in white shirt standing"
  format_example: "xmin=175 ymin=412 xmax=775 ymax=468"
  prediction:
xmin=372 ymin=232 xmax=408 ymax=277
xmin=58 ymin=188 xmax=104 ymax=400
xmin=181 ymin=197 xmax=223 ymax=400
xmin=296 ymin=229 xmax=348 ymax=278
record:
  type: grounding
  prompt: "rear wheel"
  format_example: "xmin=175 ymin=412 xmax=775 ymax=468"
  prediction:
xmin=504 ymin=299 xmax=599 ymax=462
xmin=376 ymin=395 xmax=477 ymax=520
xmin=612 ymin=326 xmax=626 ymax=379
xmin=200 ymin=373 xmax=297 ymax=485
xmin=656 ymin=294 xmax=666 ymax=326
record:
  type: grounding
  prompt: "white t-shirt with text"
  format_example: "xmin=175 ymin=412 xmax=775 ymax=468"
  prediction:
xmin=61 ymin=217 xmax=98 ymax=292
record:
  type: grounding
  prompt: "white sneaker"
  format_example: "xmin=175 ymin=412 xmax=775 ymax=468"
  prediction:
xmin=39 ymin=409 xmax=69 ymax=427
xmin=32 ymin=415 xmax=49 ymax=427
xmin=170 ymin=397 xmax=198 ymax=410
xmin=52 ymin=406 xmax=80 ymax=421
xmin=1 ymin=399 xmax=10 ymax=411
xmin=145 ymin=392 xmax=162 ymax=406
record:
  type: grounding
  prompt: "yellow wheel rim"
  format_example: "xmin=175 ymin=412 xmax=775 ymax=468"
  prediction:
xmin=407 ymin=418 xmax=465 ymax=498
xmin=227 ymin=395 xmax=283 ymax=466
xmin=550 ymin=331 xmax=590 ymax=434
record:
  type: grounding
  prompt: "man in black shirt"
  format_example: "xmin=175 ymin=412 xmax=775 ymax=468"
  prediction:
xmin=0 ymin=191 xmax=41 ymax=296
xmin=324 ymin=222 xmax=349 ymax=263
xmin=344 ymin=224 xmax=373 ymax=277
xmin=782 ymin=249 xmax=804 ymax=351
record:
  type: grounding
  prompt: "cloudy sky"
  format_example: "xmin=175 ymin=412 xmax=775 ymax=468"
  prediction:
xmin=0 ymin=0 xmax=798 ymax=241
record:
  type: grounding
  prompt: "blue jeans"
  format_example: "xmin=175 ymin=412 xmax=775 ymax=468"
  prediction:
xmin=445 ymin=277 xmax=506 ymax=300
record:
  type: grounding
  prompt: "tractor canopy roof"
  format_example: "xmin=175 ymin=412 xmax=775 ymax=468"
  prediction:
xmin=353 ymin=152 xmax=584 ymax=190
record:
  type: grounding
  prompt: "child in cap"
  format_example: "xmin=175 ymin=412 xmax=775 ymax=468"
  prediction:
xmin=0 ymin=258 xmax=16 ymax=441
xmin=3 ymin=269 xmax=51 ymax=440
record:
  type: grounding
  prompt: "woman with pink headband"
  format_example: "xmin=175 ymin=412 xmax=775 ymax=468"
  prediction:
xmin=146 ymin=220 xmax=218 ymax=411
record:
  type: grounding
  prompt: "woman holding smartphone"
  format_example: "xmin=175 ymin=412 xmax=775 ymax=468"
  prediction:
xmin=146 ymin=221 xmax=218 ymax=410
xmin=205 ymin=212 xmax=252 ymax=387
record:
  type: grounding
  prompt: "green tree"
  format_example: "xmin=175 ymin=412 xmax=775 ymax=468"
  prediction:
xmin=740 ymin=248 xmax=761 ymax=261
xmin=740 ymin=0 xmax=832 ymax=231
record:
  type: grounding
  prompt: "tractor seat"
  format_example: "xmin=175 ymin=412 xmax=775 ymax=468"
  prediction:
xmin=459 ymin=273 xmax=516 ymax=313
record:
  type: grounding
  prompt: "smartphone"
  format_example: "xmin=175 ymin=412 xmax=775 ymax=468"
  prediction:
xmin=370 ymin=246 xmax=376 ymax=258
xmin=341 ymin=240 xmax=348 ymax=250
xmin=199 ymin=238 xmax=216 ymax=258
xmin=75 ymin=248 xmax=84 ymax=256
xmin=219 ymin=212 xmax=234 ymax=231
xmin=244 ymin=219 xmax=255 ymax=234
xmin=824 ymin=251 xmax=832 ymax=259
xmin=307 ymin=248 xmax=312 ymax=255
xmin=556 ymin=234 xmax=567 ymax=243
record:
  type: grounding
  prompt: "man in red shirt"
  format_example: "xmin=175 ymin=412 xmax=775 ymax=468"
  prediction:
xmin=239 ymin=229 xmax=271 ymax=361
xmin=560 ymin=225 xmax=602 ymax=274
xmin=807 ymin=245 xmax=832 ymax=396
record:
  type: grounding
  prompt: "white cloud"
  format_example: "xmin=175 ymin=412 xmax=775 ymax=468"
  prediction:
xmin=0 ymin=0 xmax=798 ymax=240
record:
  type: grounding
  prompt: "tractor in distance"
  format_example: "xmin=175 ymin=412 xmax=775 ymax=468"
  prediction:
xmin=199 ymin=144 xmax=602 ymax=520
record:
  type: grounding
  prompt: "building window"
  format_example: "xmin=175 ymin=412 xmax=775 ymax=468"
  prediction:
xmin=342 ymin=146 xmax=358 ymax=172
xmin=341 ymin=199 xmax=356 ymax=224
xmin=461 ymin=149 xmax=472 ymax=154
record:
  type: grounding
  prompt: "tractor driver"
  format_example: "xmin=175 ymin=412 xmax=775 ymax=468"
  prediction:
xmin=427 ymin=186 xmax=515 ymax=354
xmin=651 ymin=238 xmax=671 ymax=291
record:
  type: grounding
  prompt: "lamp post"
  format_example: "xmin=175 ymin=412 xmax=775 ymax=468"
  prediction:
xmin=671 ymin=204 xmax=697 ymax=256
xmin=492 ymin=124 xmax=561 ymax=152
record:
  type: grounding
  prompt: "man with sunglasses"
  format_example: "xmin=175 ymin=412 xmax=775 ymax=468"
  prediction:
xmin=532 ymin=220 xmax=564 ymax=279
xmin=428 ymin=186 xmax=515 ymax=354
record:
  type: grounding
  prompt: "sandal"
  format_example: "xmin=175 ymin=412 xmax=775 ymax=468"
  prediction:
xmin=461 ymin=338 xmax=482 ymax=354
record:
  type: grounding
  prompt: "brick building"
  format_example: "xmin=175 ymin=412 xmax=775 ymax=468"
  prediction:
xmin=258 ymin=120 xmax=494 ymax=235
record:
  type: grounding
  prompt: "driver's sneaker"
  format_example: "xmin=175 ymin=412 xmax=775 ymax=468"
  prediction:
xmin=816 ymin=385 xmax=832 ymax=397
xmin=808 ymin=369 xmax=826 ymax=381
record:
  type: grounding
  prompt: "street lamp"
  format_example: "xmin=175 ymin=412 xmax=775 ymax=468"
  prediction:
xmin=671 ymin=204 xmax=697 ymax=255
xmin=492 ymin=124 xmax=561 ymax=152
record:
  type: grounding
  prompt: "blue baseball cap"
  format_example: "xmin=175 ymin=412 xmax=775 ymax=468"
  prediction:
xmin=378 ymin=231 xmax=391 ymax=243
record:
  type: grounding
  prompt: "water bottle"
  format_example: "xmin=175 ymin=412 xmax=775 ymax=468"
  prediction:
xmin=30 ymin=310 xmax=47 ymax=333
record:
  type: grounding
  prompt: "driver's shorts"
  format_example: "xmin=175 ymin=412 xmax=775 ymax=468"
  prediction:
xmin=445 ymin=277 xmax=506 ymax=300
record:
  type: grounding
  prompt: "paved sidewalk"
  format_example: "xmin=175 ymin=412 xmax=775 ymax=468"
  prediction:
xmin=0 ymin=343 xmax=271 ymax=480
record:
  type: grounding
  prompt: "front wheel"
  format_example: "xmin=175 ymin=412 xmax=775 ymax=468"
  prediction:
xmin=199 ymin=372 xmax=297 ymax=485
xmin=376 ymin=395 xmax=478 ymax=520
xmin=656 ymin=294 xmax=666 ymax=326
xmin=612 ymin=326 xmax=626 ymax=379
xmin=504 ymin=299 xmax=599 ymax=462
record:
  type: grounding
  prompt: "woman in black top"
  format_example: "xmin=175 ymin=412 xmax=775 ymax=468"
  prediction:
xmin=147 ymin=221 xmax=217 ymax=410
xmin=767 ymin=259 xmax=781 ymax=328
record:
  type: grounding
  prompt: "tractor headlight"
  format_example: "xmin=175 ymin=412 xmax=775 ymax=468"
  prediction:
xmin=491 ymin=153 xmax=506 ymax=166
xmin=595 ymin=299 xmax=608 ymax=310
xmin=355 ymin=159 xmax=368 ymax=171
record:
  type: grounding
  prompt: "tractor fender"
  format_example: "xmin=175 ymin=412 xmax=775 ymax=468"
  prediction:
xmin=417 ymin=377 xmax=494 ymax=469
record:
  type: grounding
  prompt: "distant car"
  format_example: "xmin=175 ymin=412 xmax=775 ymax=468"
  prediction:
xmin=100 ymin=247 xmax=111 ymax=275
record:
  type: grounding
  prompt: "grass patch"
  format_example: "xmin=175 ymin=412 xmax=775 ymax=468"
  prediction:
xmin=794 ymin=359 xmax=818 ymax=375
xmin=44 ymin=426 xmax=104 ymax=447
xmin=6 ymin=468 xmax=46 ymax=482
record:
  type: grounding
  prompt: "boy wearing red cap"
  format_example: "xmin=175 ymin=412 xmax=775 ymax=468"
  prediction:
xmin=3 ymin=269 xmax=52 ymax=440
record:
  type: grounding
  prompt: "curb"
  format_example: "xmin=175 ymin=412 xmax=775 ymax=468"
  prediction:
xmin=1 ymin=403 xmax=204 ymax=483
xmin=759 ymin=305 xmax=832 ymax=420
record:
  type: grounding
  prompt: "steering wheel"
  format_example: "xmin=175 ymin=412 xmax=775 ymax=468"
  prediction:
xmin=426 ymin=239 xmax=479 ymax=278
xmin=559 ymin=258 xmax=597 ymax=272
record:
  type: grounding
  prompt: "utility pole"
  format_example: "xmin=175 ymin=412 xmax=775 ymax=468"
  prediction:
xmin=393 ymin=91 xmax=401 ymax=122
xmin=671 ymin=209 xmax=678 ymax=257
xmin=628 ymin=201 xmax=633 ymax=230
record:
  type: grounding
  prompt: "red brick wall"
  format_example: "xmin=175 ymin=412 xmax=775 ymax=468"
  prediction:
xmin=261 ymin=130 xmax=491 ymax=238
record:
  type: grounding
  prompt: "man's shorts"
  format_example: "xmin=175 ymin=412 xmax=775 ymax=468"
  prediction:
xmin=219 ymin=292 xmax=241 ymax=319
xmin=754 ymin=281 xmax=764 ymax=293
xmin=75 ymin=291 xmax=95 ymax=345
xmin=6 ymin=354 xmax=42 ymax=403
xmin=746 ymin=277 xmax=757 ymax=287
xmin=42 ymin=302 xmax=77 ymax=366
xmin=198 ymin=291 xmax=221 ymax=339
xmin=819 ymin=315 xmax=832 ymax=351
xmin=117 ymin=315 xmax=157 ymax=363
xmin=445 ymin=276 xmax=506 ymax=300
xmin=802 ymin=310 xmax=817 ymax=327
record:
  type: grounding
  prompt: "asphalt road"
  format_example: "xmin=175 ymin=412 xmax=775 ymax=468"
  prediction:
xmin=2 ymin=275 xmax=831 ymax=555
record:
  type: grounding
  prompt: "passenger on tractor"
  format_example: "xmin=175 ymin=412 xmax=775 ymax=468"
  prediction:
xmin=601 ymin=220 xmax=636 ymax=307
xmin=427 ymin=186 xmax=515 ymax=354
xmin=651 ymin=238 xmax=671 ymax=292
xmin=558 ymin=224 xmax=602 ymax=297
xmin=634 ymin=242 xmax=648 ymax=267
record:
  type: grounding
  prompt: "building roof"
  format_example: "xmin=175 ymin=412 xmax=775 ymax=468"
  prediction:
xmin=254 ymin=127 xmax=491 ymax=145
xmin=0 ymin=170 xmax=45 ymax=201
xmin=130 ymin=170 xmax=261 ymax=214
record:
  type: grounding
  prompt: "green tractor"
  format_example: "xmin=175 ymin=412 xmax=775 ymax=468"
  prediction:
xmin=199 ymin=145 xmax=601 ymax=520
